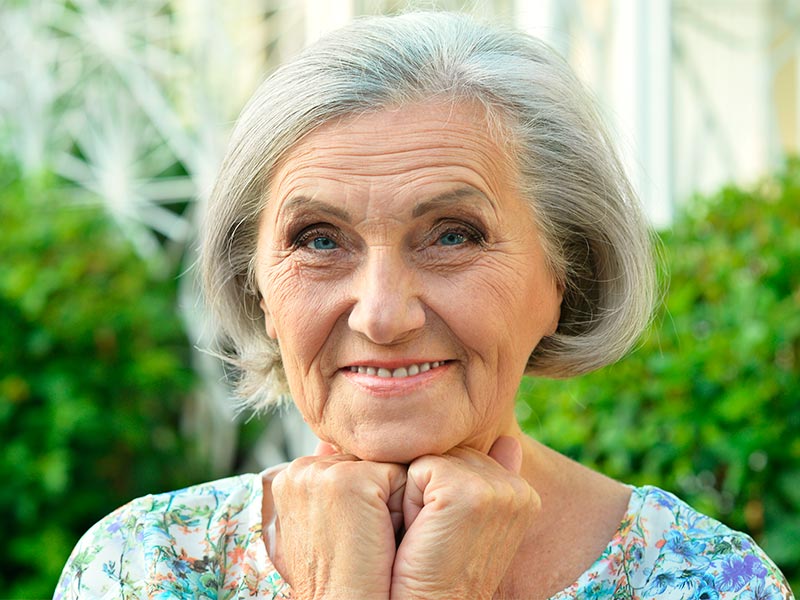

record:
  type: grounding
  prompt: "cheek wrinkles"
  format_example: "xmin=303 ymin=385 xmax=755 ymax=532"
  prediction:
xmin=264 ymin=262 xmax=353 ymax=426
xmin=422 ymin=250 xmax=553 ymax=364
xmin=263 ymin=263 xmax=307 ymax=333
xmin=413 ymin=247 xmax=484 ymax=273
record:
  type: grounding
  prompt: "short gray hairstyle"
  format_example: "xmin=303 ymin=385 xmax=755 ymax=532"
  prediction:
xmin=200 ymin=11 xmax=657 ymax=410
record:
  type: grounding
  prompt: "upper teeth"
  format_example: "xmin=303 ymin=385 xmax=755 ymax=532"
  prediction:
xmin=348 ymin=361 xmax=444 ymax=378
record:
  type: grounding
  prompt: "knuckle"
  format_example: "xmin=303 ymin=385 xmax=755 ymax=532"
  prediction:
xmin=271 ymin=471 xmax=296 ymax=510
xmin=280 ymin=456 xmax=317 ymax=482
xmin=271 ymin=470 xmax=288 ymax=495
xmin=528 ymin=486 xmax=543 ymax=514
xmin=317 ymin=460 xmax=348 ymax=484
xmin=460 ymin=480 xmax=497 ymax=511
xmin=290 ymin=455 xmax=318 ymax=470
xmin=316 ymin=460 xmax=370 ymax=494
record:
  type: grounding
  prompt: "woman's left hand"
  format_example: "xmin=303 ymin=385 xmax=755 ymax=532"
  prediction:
xmin=390 ymin=436 xmax=540 ymax=600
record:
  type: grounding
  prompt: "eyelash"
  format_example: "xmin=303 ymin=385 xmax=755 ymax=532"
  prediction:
xmin=291 ymin=224 xmax=341 ymax=249
xmin=288 ymin=219 xmax=487 ymax=250
xmin=431 ymin=220 xmax=486 ymax=247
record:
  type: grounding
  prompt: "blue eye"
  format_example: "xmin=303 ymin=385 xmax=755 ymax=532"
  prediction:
xmin=308 ymin=236 xmax=337 ymax=250
xmin=438 ymin=232 xmax=467 ymax=246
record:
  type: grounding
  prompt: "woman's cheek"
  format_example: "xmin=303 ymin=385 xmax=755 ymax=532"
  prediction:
xmin=266 ymin=262 xmax=331 ymax=338
xmin=264 ymin=261 xmax=354 ymax=416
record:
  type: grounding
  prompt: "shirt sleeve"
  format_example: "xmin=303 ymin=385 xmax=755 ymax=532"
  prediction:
xmin=53 ymin=497 xmax=153 ymax=600
xmin=53 ymin=474 xmax=292 ymax=600
xmin=637 ymin=524 xmax=794 ymax=599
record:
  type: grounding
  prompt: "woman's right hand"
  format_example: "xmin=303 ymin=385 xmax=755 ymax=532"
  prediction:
xmin=271 ymin=443 xmax=407 ymax=600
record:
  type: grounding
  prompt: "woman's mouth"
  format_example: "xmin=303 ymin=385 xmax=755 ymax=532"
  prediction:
xmin=346 ymin=361 xmax=446 ymax=379
xmin=341 ymin=360 xmax=452 ymax=395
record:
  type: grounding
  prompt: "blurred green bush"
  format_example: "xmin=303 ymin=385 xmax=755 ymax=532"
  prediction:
xmin=519 ymin=157 xmax=800 ymax=589
xmin=0 ymin=168 xmax=204 ymax=598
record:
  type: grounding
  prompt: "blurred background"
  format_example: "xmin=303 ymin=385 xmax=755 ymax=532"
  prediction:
xmin=1 ymin=0 xmax=798 ymax=596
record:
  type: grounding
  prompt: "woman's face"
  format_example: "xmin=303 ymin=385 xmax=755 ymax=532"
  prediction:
xmin=255 ymin=102 xmax=562 ymax=463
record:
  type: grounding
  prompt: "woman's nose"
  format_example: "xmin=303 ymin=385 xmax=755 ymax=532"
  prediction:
xmin=347 ymin=248 xmax=426 ymax=344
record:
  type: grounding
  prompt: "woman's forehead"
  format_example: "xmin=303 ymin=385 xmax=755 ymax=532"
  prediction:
xmin=266 ymin=102 xmax=517 ymax=204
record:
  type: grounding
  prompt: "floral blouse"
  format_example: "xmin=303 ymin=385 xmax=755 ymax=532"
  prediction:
xmin=54 ymin=473 xmax=794 ymax=599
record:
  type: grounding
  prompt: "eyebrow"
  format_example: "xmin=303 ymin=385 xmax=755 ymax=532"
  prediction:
xmin=412 ymin=187 xmax=492 ymax=217
xmin=279 ymin=186 xmax=491 ymax=221
xmin=280 ymin=197 xmax=353 ymax=222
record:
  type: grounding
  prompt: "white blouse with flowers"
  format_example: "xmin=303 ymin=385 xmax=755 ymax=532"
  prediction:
xmin=54 ymin=472 xmax=793 ymax=599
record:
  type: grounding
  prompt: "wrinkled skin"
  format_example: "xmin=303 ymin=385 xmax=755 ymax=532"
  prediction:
xmin=255 ymin=103 xmax=566 ymax=598
xmin=271 ymin=437 xmax=538 ymax=599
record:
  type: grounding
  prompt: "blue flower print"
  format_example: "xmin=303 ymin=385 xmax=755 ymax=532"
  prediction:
xmin=717 ymin=554 xmax=769 ymax=592
xmin=648 ymin=571 xmax=678 ymax=594
xmin=664 ymin=529 xmax=707 ymax=561
xmin=741 ymin=579 xmax=790 ymax=600
xmin=692 ymin=574 xmax=721 ymax=600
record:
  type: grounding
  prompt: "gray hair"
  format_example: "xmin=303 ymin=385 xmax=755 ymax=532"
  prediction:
xmin=200 ymin=11 xmax=658 ymax=410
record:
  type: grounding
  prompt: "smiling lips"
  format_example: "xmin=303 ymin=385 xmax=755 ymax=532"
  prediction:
xmin=346 ymin=361 xmax=446 ymax=379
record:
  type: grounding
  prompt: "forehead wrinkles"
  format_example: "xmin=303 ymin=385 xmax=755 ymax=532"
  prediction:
xmin=265 ymin=102 xmax=522 ymax=226
xmin=282 ymin=142 xmax=497 ymax=181
xmin=271 ymin=138 xmax=508 ymax=208
xmin=278 ymin=101 xmax=508 ymax=172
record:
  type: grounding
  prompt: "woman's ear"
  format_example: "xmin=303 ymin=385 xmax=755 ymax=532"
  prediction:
xmin=548 ymin=306 xmax=561 ymax=336
xmin=547 ymin=283 xmax=564 ymax=336
xmin=259 ymin=295 xmax=278 ymax=339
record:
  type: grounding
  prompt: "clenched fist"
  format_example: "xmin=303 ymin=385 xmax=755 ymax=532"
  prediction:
xmin=270 ymin=437 xmax=540 ymax=600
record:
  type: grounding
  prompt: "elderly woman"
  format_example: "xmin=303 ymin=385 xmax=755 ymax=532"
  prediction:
xmin=56 ymin=12 xmax=792 ymax=600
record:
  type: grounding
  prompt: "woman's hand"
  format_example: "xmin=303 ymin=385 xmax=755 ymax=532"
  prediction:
xmin=271 ymin=443 xmax=407 ymax=600
xmin=391 ymin=436 xmax=540 ymax=600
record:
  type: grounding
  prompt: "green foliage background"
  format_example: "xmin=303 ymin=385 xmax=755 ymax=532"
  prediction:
xmin=2 ymin=158 xmax=798 ymax=595
xmin=0 ymin=168 xmax=205 ymax=598
xmin=519 ymin=157 xmax=800 ymax=591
